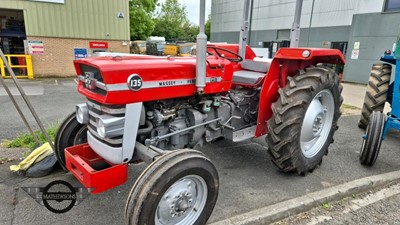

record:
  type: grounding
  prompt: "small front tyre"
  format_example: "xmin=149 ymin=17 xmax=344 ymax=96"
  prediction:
xmin=125 ymin=149 xmax=219 ymax=225
xmin=360 ymin=111 xmax=386 ymax=166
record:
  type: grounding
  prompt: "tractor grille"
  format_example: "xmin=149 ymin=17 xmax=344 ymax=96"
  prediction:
xmin=87 ymin=99 xmax=126 ymax=147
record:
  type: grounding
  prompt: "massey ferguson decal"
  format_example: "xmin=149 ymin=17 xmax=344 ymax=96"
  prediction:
xmin=159 ymin=81 xmax=176 ymax=86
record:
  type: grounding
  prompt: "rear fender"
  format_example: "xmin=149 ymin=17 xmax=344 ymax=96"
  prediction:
xmin=255 ymin=48 xmax=345 ymax=137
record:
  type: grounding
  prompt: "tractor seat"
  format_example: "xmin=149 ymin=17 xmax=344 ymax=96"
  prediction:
xmin=233 ymin=59 xmax=271 ymax=85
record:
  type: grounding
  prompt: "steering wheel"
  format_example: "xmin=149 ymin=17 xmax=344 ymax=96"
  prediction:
xmin=207 ymin=46 xmax=243 ymax=62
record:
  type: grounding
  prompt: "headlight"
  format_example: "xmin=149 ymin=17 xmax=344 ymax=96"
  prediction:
xmin=97 ymin=119 xmax=106 ymax=138
xmin=76 ymin=103 xmax=89 ymax=124
xmin=95 ymin=115 xmax=125 ymax=139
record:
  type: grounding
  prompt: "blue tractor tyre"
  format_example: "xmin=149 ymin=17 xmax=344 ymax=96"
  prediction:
xmin=360 ymin=111 xmax=386 ymax=166
xmin=358 ymin=64 xmax=391 ymax=129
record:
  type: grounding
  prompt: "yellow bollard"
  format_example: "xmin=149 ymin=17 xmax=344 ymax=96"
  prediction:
xmin=26 ymin=55 xmax=34 ymax=79
xmin=0 ymin=58 xmax=4 ymax=78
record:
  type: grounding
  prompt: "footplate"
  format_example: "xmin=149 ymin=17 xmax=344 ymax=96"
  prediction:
xmin=65 ymin=143 xmax=128 ymax=194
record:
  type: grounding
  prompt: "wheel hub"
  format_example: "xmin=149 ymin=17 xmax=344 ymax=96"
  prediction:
xmin=170 ymin=191 xmax=193 ymax=217
xmin=312 ymin=111 xmax=326 ymax=136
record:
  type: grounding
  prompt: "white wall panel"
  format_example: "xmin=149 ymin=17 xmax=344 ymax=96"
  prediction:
xmin=211 ymin=0 xmax=381 ymax=32
xmin=355 ymin=0 xmax=384 ymax=14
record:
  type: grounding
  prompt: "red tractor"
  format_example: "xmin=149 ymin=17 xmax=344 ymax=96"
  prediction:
xmin=55 ymin=2 xmax=345 ymax=225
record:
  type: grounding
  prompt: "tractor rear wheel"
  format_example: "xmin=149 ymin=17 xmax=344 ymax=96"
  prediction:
xmin=266 ymin=66 xmax=342 ymax=175
xmin=358 ymin=63 xmax=391 ymax=129
xmin=54 ymin=112 xmax=88 ymax=170
xmin=125 ymin=149 xmax=219 ymax=225
xmin=360 ymin=111 xmax=386 ymax=166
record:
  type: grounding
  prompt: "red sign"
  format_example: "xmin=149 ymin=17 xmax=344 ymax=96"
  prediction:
xmin=89 ymin=41 xmax=108 ymax=49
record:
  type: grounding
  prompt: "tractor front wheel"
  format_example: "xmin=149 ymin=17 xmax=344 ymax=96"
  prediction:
xmin=125 ymin=149 xmax=219 ymax=225
xmin=360 ymin=111 xmax=386 ymax=166
xmin=266 ymin=66 xmax=342 ymax=175
xmin=54 ymin=112 xmax=88 ymax=170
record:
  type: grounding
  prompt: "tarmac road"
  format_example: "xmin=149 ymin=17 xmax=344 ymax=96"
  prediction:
xmin=0 ymin=78 xmax=85 ymax=140
xmin=0 ymin=79 xmax=400 ymax=225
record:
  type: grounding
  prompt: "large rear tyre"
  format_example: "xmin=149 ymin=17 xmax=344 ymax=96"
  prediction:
xmin=266 ymin=66 xmax=342 ymax=175
xmin=358 ymin=63 xmax=391 ymax=129
xmin=360 ymin=111 xmax=386 ymax=166
xmin=125 ymin=149 xmax=219 ymax=225
xmin=54 ymin=112 xmax=88 ymax=170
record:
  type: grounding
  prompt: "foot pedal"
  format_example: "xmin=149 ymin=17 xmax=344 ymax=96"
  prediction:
xmin=226 ymin=125 xmax=256 ymax=142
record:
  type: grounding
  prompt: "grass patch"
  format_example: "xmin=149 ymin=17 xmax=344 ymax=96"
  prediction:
xmin=321 ymin=202 xmax=331 ymax=209
xmin=1 ymin=122 xmax=60 ymax=150
xmin=0 ymin=156 xmax=13 ymax=164
xmin=341 ymin=104 xmax=360 ymax=110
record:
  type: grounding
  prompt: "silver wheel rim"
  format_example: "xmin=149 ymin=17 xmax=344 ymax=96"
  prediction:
xmin=73 ymin=126 xmax=87 ymax=145
xmin=155 ymin=175 xmax=208 ymax=225
xmin=300 ymin=89 xmax=335 ymax=158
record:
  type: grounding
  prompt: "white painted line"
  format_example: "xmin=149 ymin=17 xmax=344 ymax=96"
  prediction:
xmin=347 ymin=183 xmax=400 ymax=210
xmin=305 ymin=183 xmax=400 ymax=225
xmin=0 ymin=86 xmax=44 ymax=96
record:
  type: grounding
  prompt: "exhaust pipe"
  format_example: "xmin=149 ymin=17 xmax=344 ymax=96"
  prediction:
xmin=196 ymin=0 xmax=207 ymax=94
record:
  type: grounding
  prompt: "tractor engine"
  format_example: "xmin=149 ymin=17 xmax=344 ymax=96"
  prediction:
xmin=138 ymin=88 xmax=260 ymax=151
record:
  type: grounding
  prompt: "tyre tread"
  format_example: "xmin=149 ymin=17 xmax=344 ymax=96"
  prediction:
xmin=358 ymin=63 xmax=391 ymax=129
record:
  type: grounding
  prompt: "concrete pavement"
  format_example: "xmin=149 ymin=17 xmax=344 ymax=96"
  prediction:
xmin=341 ymin=82 xmax=366 ymax=109
xmin=1 ymin=79 xmax=400 ymax=225
xmin=341 ymin=82 xmax=391 ymax=113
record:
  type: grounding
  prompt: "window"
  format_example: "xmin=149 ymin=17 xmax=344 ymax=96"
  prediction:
xmin=331 ymin=42 xmax=348 ymax=55
xmin=384 ymin=0 xmax=400 ymax=12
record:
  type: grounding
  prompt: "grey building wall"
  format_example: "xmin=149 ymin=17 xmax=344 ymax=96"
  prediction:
xmin=211 ymin=26 xmax=350 ymax=48
xmin=211 ymin=0 xmax=360 ymax=33
xmin=210 ymin=0 xmax=400 ymax=84
xmin=210 ymin=32 xmax=240 ymax=44
xmin=343 ymin=12 xmax=398 ymax=83
xmin=298 ymin=26 xmax=351 ymax=48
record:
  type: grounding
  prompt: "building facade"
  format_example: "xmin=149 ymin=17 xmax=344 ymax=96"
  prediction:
xmin=210 ymin=0 xmax=400 ymax=83
xmin=0 ymin=0 xmax=130 ymax=77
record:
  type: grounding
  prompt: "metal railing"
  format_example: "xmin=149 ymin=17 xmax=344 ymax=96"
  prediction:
xmin=0 ymin=54 xmax=34 ymax=79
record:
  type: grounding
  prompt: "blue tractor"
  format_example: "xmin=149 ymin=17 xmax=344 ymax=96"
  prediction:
xmin=359 ymin=53 xmax=400 ymax=166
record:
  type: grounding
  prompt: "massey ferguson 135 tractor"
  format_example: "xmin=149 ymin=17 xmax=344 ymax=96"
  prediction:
xmin=55 ymin=1 xmax=344 ymax=224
